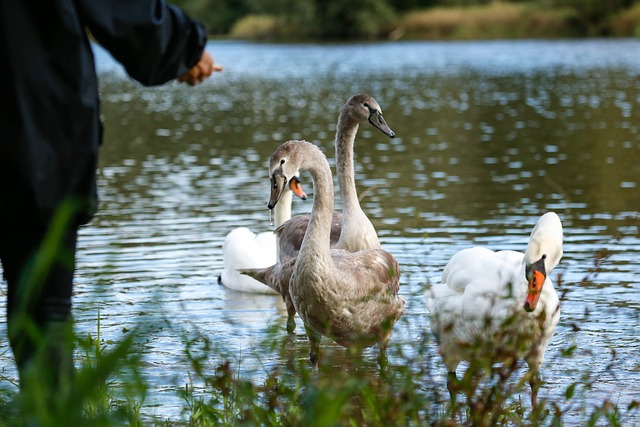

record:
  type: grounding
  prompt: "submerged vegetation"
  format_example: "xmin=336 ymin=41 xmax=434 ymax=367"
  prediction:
xmin=171 ymin=0 xmax=640 ymax=40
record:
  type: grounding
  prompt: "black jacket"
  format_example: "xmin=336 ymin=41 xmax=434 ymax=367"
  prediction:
xmin=0 ymin=0 xmax=207 ymax=229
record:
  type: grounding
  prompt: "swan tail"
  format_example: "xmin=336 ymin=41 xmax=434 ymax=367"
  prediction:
xmin=237 ymin=267 xmax=279 ymax=293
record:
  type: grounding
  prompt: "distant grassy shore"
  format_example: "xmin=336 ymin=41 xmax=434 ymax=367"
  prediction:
xmin=397 ymin=2 xmax=640 ymax=40
xmin=396 ymin=2 xmax=573 ymax=40
xmin=229 ymin=2 xmax=640 ymax=41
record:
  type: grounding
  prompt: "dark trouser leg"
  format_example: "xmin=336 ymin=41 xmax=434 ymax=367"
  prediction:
xmin=1 ymin=224 xmax=77 ymax=401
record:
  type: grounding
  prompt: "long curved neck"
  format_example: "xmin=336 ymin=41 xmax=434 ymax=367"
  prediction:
xmin=334 ymin=108 xmax=381 ymax=251
xmin=273 ymin=189 xmax=293 ymax=228
xmin=335 ymin=111 xmax=361 ymax=216
xmin=299 ymin=149 xmax=334 ymax=263
xmin=524 ymin=215 xmax=563 ymax=275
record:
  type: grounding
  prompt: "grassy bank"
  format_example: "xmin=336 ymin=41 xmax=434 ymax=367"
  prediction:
xmin=229 ymin=2 xmax=640 ymax=41
xmin=396 ymin=2 xmax=575 ymax=40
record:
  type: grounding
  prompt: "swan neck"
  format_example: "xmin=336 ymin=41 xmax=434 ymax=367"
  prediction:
xmin=273 ymin=189 xmax=293 ymax=228
xmin=524 ymin=216 xmax=563 ymax=275
xmin=335 ymin=114 xmax=361 ymax=215
xmin=300 ymin=150 xmax=334 ymax=260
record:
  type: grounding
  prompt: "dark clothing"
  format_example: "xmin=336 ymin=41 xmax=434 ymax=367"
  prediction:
xmin=0 ymin=0 xmax=207 ymax=229
xmin=0 ymin=0 xmax=208 ymax=399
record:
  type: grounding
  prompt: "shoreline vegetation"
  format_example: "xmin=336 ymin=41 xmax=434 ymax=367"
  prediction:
xmin=172 ymin=0 xmax=640 ymax=41
xmin=2 ymin=294 xmax=638 ymax=426
xmin=1 ymin=198 xmax=638 ymax=426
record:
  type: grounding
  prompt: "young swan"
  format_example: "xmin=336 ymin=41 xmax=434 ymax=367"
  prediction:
xmin=268 ymin=140 xmax=405 ymax=368
xmin=276 ymin=93 xmax=396 ymax=259
xmin=427 ymin=212 xmax=563 ymax=408
xmin=242 ymin=94 xmax=395 ymax=332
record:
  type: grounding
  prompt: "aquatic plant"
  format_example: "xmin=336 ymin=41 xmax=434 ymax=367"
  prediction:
xmin=0 ymin=207 xmax=637 ymax=425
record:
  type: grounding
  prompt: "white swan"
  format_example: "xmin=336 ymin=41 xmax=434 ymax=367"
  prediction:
xmin=218 ymin=175 xmax=306 ymax=293
xmin=241 ymin=94 xmax=395 ymax=331
xmin=427 ymin=212 xmax=563 ymax=407
xmin=266 ymin=140 xmax=405 ymax=368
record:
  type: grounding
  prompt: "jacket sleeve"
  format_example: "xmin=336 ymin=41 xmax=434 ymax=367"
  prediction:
xmin=78 ymin=0 xmax=207 ymax=86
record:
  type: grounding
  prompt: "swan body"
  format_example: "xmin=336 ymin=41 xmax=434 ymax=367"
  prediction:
xmin=242 ymin=94 xmax=395 ymax=331
xmin=266 ymin=140 xmax=405 ymax=368
xmin=219 ymin=175 xmax=306 ymax=293
xmin=427 ymin=212 xmax=563 ymax=407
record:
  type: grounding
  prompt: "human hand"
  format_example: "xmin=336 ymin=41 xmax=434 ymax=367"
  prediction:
xmin=178 ymin=51 xmax=222 ymax=86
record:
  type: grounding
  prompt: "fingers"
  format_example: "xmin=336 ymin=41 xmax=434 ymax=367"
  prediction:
xmin=177 ymin=51 xmax=222 ymax=86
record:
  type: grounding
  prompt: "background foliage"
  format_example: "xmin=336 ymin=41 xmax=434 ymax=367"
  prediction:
xmin=170 ymin=0 xmax=640 ymax=39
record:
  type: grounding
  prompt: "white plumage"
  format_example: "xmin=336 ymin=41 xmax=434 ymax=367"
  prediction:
xmin=428 ymin=212 xmax=563 ymax=407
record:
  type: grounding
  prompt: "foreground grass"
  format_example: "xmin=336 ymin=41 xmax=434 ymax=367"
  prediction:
xmin=0 ymin=205 xmax=637 ymax=425
xmin=0 ymin=307 xmax=637 ymax=426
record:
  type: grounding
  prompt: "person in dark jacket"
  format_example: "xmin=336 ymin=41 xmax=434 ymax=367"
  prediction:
xmin=0 ymin=0 xmax=221 ymax=411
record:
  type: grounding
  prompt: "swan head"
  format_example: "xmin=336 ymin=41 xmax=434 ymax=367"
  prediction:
xmin=345 ymin=93 xmax=395 ymax=138
xmin=523 ymin=212 xmax=563 ymax=312
xmin=267 ymin=140 xmax=315 ymax=210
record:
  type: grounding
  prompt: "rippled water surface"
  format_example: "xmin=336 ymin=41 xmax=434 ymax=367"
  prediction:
xmin=2 ymin=39 xmax=639 ymax=422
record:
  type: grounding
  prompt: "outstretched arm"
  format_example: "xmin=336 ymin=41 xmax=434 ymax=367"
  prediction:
xmin=80 ymin=0 xmax=213 ymax=85
xmin=177 ymin=51 xmax=223 ymax=86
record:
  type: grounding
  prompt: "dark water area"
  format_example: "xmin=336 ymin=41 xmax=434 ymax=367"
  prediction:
xmin=1 ymin=39 xmax=639 ymax=422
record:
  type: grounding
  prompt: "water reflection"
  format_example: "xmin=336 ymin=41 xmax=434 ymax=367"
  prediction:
xmin=1 ymin=39 xmax=639 ymax=422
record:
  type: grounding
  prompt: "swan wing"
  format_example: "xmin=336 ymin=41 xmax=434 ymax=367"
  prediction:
xmin=295 ymin=248 xmax=404 ymax=348
xmin=331 ymin=249 xmax=402 ymax=298
xmin=430 ymin=247 xmax=524 ymax=320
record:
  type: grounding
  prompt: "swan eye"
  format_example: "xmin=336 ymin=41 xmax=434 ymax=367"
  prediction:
xmin=541 ymin=254 xmax=547 ymax=260
xmin=280 ymin=159 xmax=286 ymax=165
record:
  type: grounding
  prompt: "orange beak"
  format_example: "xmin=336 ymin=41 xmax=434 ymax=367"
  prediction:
xmin=524 ymin=270 xmax=546 ymax=312
xmin=289 ymin=176 xmax=307 ymax=200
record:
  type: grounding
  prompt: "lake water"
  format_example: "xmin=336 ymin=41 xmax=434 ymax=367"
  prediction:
xmin=1 ymin=39 xmax=639 ymax=423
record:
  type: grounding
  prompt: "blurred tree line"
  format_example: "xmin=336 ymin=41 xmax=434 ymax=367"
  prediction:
xmin=171 ymin=0 xmax=640 ymax=38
